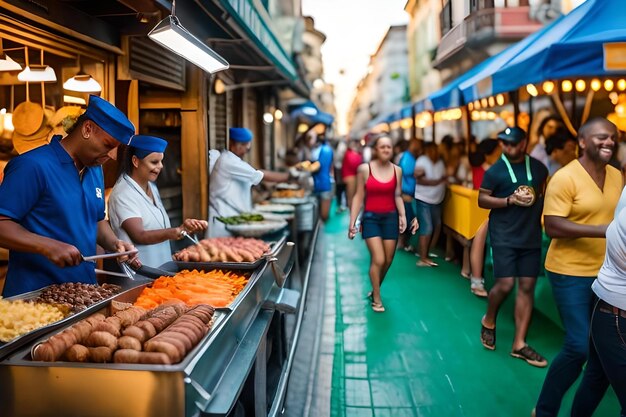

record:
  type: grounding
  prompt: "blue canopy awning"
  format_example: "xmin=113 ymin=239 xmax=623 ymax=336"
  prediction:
xmin=489 ymin=0 xmax=626 ymax=96
xmin=289 ymin=101 xmax=334 ymax=126
xmin=427 ymin=58 xmax=494 ymax=110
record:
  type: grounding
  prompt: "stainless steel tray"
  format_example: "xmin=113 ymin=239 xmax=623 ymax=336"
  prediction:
xmin=0 ymin=239 xmax=292 ymax=417
xmin=0 ymin=284 xmax=124 ymax=361
xmin=165 ymin=236 xmax=285 ymax=274
xmin=155 ymin=263 xmax=262 ymax=312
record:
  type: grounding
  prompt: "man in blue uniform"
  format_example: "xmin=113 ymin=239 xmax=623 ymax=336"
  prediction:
xmin=0 ymin=95 xmax=138 ymax=296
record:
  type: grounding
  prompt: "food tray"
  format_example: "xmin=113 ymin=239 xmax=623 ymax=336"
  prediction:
xmin=0 ymin=285 xmax=121 ymax=361
xmin=274 ymin=183 xmax=301 ymax=190
xmin=160 ymin=258 xmax=264 ymax=272
xmin=155 ymin=262 xmax=264 ymax=312
xmin=270 ymin=196 xmax=311 ymax=205
xmin=254 ymin=203 xmax=296 ymax=214
xmin=226 ymin=219 xmax=288 ymax=237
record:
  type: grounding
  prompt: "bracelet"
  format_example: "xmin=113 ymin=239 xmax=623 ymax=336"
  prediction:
xmin=176 ymin=227 xmax=185 ymax=240
xmin=506 ymin=196 xmax=510 ymax=207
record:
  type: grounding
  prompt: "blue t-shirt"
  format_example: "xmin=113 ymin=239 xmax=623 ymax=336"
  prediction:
xmin=398 ymin=151 xmax=417 ymax=195
xmin=311 ymin=142 xmax=334 ymax=193
xmin=0 ymin=136 xmax=104 ymax=296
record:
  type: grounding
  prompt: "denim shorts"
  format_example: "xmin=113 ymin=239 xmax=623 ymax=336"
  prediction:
xmin=362 ymin=211 xmax=399 ymax=240
xmin=403 ymin=199 xmax=416 ymax=225
xmin=415 ymin=200 xmax=442 ymax=236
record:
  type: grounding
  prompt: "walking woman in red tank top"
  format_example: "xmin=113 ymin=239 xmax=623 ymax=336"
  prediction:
xmin=348 ymin=135 xmax=418 ymax=312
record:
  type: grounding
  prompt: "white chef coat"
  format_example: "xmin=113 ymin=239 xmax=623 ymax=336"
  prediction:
xmin=208 ymin=150 xmax=264 ymax=237
xmin=108 ymin=174 xmax=172 ymax=267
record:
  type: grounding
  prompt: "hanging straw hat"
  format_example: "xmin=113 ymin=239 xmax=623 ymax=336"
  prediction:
xmin=12 ymin=107 xmax=53 ymax=154
xmin=12 ymin=101 xmax=45 ymax=136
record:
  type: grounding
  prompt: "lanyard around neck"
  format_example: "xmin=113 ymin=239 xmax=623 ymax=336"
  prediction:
xmin=501 ymin=154 xmax=532 ymax=184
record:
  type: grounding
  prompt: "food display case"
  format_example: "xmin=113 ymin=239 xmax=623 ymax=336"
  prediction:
xmin=0 ymin=236 xmax=300 ymax=417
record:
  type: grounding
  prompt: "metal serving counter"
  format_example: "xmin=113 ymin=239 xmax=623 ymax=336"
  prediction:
xmin=0 ymin=237 xmax=301 ymax=417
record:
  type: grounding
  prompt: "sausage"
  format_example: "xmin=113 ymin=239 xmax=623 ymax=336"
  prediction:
xmin=157 ymin=331 xmax=193 ymax=353
xmin=144 ymin=340 xmax=181 ymax=362
xmin=92 ymin=320 xmax=121 ymax=337
xmin=113 ymin=349 xmax=171 ymax=365
xmin=88 ymin=347 xmax=113 ymax=363
xmin=65 ymin=344 xmax=90 ymax=362
xmin=122 ymin=326 xmax=147 ymax=342
xmin=150 ymin=335 xmax=187 ymax=359
xmin=118 ymin=336 xmax=142 ymax=351
xmin=135 ymin=321 xmax=157 ymax=339
xmin=86 ymin=331 xmax=118 ymax=351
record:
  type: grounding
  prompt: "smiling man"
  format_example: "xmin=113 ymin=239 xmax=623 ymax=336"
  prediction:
xmin=0 ymin=95 xmax=138 ymax=296
xmin=478 ymin=126 xmax=549 ymax=368
xmin=534 ymin=117 xmax=623 ymax=417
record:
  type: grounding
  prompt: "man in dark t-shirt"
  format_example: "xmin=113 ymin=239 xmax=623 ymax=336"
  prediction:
xmin=478 ymin=127 xmax=549 ymax=368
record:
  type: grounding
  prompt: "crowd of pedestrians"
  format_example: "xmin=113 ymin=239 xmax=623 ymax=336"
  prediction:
xmin=333 ymin=112 xmax=626 ymax=416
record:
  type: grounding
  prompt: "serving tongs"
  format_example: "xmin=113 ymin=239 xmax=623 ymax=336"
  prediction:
xmin=81 ymin=249 xmax=138 ymax=263
xmin=181 ymin=230 xmax=201 ymax=246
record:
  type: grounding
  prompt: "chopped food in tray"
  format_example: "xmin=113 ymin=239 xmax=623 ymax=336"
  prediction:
xmin=134 ymin=269 xmax=250 ymax=309
xmin=0 ymin=299 xmax=67 ymax=342
xmin=173 ymin=237 xmax=271 ymax=263
xmin=271 ymin=188 xmax=305 ymax=199
xmin=32 ymin=300 xmax=215 ymax=365
xmin=36 ymin=283 xmax=122 ymax=313
xmin=0 ymin=283 xmax=122 ymax=343
xmin=216 ymin=213 xmax=264 ymax=225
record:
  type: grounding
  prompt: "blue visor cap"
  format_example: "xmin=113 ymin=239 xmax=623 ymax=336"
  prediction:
xmin=229 ymin=127 xmax=253 ymax=143
xmin=129 ymin=135 xmax=168 ymax=159
xmin=84 ymin=95 xmax=136 ymax=144
xmin=497 ymin=127 xmax=526 ymax=144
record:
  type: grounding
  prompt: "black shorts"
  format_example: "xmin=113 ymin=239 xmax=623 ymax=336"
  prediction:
xmin=362 ymin=211 xmax=399 ymax=240
xmin=492 ymin=246 xmax=541 ymax=278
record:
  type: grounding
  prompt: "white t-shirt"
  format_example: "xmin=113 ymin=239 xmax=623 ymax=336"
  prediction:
xmin=530 ymin=142 xmax=550 ymax=170
xmin=208 ymin=150 xmax=264 ymax=237
xmin=414 ymin=155 xmax=446 ymax=204
xmin=593 ymin=186 xmax=626 ymax=310
xmin=108 ymin=174 xmax=172 ymax=268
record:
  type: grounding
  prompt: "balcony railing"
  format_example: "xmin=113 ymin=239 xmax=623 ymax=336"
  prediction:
xmin=434 ymin=4 xmax=541 ymax=67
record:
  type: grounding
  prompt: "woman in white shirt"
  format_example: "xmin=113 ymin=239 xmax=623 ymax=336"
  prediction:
xmin=108 ymin=135 xmax=207 ymax=267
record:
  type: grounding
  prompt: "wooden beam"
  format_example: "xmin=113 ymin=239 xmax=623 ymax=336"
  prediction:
xmin=181 ymin=66 xmax=209 ymax=220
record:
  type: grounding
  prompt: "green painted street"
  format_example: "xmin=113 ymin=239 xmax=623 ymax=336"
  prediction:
xmin=322 ymin=212 xmax=619 ymax=417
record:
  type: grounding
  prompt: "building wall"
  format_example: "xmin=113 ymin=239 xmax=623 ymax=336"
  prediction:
xmin=347 ymin=25 xmax=409 ymax=137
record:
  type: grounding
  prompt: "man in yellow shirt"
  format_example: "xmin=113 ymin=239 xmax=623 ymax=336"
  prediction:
xmin=534 ymin=117 xmax=622 ymax=417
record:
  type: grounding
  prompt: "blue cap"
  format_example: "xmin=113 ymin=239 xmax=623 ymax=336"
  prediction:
xmin=128 ymin=135 xmax=168 ymax=159
xmin=83 ymin=95 xmax=135 ymax=144
xmin=229 ymin=127 xmax=253 ymax=143
xmin=497 ymin=127 xmax=526 ymax=144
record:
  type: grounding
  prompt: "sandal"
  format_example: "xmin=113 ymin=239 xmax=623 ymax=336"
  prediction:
xmin=461 ymin=271 xmax=471 ymax=279
xmin=366 ymin=291 xmax=373 ymax=301
xmin=416 ymin=259 xmax=438 ymax=267
xmin=510 ymin=345 xmax=548 ymax=368
xmin=471 ymin=278 xmax=488 ymax=298
xmin=371 ymin=302 xmax=385 ymax=313
xmin=480 ymin=323 xmax=496 ymax=350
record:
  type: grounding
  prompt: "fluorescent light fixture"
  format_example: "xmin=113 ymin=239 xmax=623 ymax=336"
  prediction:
xmin=63 ymin=74 xmax=102 ymax=93
xmin=64 ymin=95 xmax=87 ymax=105
xmin=17 ymin=64 xmax=57 ymax=82
xmin=0 ymin=54 xmax=22 ymax=71
xmin=148 ymin=15 xmax=229 ymax=74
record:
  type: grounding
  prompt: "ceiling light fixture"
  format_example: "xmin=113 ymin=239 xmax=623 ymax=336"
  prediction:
xmin=0 ymin=54 xmax=22 ymax=72
xmin=63 ymin=55 xmax=102 ymax=93
xmin=0 ymin=41 xmax=23 ymax=72
xmin=17 ymin=48 xmax=57 ymax=82
xmin=148 ymin=0 xmax=229 ymax=74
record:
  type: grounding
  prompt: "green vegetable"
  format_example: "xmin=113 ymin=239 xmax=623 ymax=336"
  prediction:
xmin=216 ymin=213 xmax=264 ymax=225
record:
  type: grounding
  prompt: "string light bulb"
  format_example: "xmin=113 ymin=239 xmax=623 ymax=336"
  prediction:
xmin=561 ymin=80 xmax=573 ymax=93
xmin=575 ymin=79 xmax=586 ymax=92
xmin=590 ymin=79 xmax=602 ymax=91
xmin=542 ymin=81 xmax=555 ymax=94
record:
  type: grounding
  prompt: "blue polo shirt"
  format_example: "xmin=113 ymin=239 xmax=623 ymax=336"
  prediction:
xmin=311 ymin=142 xmax=334 ymax=193
xmin=0 ymin=136 xmax=103 ymax=296
xmin=398 ymin=151 xmax=417 ymax=195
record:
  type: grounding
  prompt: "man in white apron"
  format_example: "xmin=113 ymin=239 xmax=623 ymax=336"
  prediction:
xmin=208 ymin=127 xmax=291 ymax=237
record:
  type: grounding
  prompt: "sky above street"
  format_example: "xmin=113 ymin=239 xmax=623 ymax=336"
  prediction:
xmin=301 ymin=0 xmax=409 ymax=135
